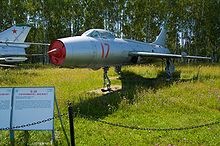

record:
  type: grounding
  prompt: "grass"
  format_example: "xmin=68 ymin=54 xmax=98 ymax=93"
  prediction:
xmin=0 ymin=63 xmax=220 ymax=145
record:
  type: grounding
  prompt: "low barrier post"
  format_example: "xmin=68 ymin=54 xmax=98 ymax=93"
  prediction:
xmin=68 ymin=102 xmax=75 ymax=146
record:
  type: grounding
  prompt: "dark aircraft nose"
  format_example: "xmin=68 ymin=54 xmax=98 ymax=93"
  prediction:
xmin=48 ymin=40 xmax=66 ymax=65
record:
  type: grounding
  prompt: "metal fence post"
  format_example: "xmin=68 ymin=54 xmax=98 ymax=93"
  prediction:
xmin=10 ymin=130 xmax=15 ymax=146
xmin=68 ymin=102 xmax=75 ymax=146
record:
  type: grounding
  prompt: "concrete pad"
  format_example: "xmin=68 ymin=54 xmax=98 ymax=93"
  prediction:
xmin=88 ymin=85 xmax=122 ymax=95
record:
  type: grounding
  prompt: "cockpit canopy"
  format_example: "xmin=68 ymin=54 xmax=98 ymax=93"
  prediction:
xmin=82 ymin=29 xmax=115 ymax=39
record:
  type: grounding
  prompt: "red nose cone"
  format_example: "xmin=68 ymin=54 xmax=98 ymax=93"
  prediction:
xmin=48 ymin=40 xmax=66 ymax=65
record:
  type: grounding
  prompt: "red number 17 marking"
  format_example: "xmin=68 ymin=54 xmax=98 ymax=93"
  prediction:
xmin=101 ymin=42 xmax=110 ymax=59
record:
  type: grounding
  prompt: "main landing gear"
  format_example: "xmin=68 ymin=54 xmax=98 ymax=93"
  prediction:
xmin=165 ymin=59 xmax=175 ymax=80
xmin=114 ymin=66 xmax=122 ymax=79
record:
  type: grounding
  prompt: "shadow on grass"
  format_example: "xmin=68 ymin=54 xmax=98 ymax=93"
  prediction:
xmin=72 ymin=70 xmax=192 ymax=119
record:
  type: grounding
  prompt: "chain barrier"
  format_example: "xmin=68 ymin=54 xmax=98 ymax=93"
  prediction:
xmin=0 ymin=117 xmax=54 ymax=131
xmin=76 ymin=113 xmax=220 ymax=131
xmin=1 ymin=111 xmax=220 ymax=132
xmin=0 ymin=113 xmax=68 ymax=131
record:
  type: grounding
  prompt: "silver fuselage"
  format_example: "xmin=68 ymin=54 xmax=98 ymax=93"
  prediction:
xmin=0 ymin=43 xmax=28 ymax=56
xmin=54 ymin=36 xmax=170 ymax=69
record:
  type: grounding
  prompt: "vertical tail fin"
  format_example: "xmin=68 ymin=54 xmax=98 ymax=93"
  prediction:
xmin=152 ymin=26 xmax=167 ymax=47
xmin=0 ymin=25 xmax=31 ymax=43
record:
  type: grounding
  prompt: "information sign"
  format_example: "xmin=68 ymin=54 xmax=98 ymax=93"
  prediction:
xmin=0 ymin=88 xmax=13 ymax=129
xmin=12 ymin=87 xmax=55 ymax=130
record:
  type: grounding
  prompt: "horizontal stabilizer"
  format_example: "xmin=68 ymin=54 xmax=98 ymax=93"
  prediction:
xmin=129 ymin=51 xmax=211 ymax=60
xmin=0 ymin=41 xmax=50 ymax=46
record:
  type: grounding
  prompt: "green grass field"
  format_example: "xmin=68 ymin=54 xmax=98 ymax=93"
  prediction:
xmin=1 ymin=63 xmax=220 ymax=145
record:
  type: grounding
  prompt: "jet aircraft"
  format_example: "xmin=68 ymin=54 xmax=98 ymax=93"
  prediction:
xmin=47 ymin=27 xmax=210 ymax=91
xmin=0 ymin=25 xmax=49 ymax=67
xmin=0 ymin=25 xmax=32 ymax=65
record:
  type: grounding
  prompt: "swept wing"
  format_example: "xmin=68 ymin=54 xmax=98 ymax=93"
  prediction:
xmin=129 ymin=51 xmax=211 ymax=60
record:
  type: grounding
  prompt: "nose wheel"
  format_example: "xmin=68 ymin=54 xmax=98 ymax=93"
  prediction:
xmin=101 ymin=67 xmax=112 ymax=92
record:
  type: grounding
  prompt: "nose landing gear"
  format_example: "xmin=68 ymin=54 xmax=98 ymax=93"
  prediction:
xmin=101 ymin=67 xmax=112 ymax=92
